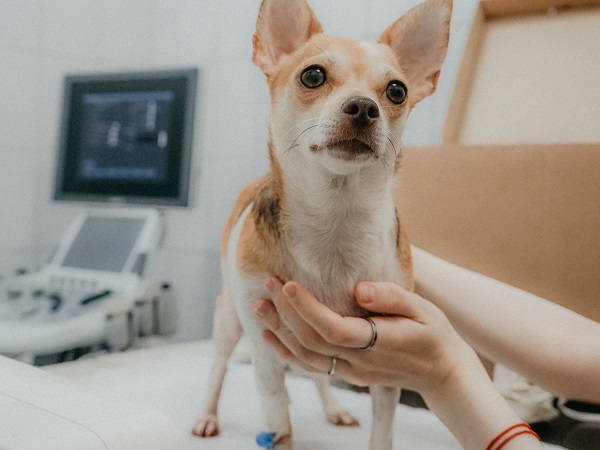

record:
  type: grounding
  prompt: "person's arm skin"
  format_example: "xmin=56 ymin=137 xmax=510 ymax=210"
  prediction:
xmin=255 ymin=279 xmax=542 ymax=450
xmin=411 ymin=246 xmax=600 ymax=404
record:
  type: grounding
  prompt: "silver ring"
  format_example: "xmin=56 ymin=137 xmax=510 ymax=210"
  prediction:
xmin=328 ymin=357 xmax=337 ymax=376
xmin=359 ymin=317 xmax=378 ymax=350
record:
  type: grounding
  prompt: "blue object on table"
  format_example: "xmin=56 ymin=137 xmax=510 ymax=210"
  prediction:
xmin=256 ymin=431 xmax=276 ymax=449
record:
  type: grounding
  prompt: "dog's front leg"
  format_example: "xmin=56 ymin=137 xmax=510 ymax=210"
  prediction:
xmin=252 ymin=345 xmax=293 ymax=448
xmin=369 ymin=385 xmax=401 ymax=450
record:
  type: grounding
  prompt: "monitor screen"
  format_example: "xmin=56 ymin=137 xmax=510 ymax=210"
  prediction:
xmin=60 ymin=216 xmax=145 ymax=273
xmin=54 ymin=69 xmax=198 ymax=206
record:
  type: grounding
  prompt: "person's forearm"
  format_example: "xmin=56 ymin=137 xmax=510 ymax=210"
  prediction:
xmin=424 ymin=346 xmax=542 ymax=450
xmin=411 ymin=246 xmax=600 ymax=403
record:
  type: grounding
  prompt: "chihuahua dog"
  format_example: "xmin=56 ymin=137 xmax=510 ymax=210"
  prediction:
xmin=193 ymin=0 xmax=452 ymax=448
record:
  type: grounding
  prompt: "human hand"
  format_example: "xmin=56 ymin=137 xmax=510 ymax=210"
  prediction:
xmin=255 ymin=278 xmax=547 ymax=450
xmin=254 ymin=278 xmax=478 ymax=398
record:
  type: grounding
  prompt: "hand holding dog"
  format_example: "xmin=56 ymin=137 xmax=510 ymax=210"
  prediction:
xmin=256 ymin=278 xmax=477 ymax=398
xmin=255 ymin=278 xmax=544 ymax=450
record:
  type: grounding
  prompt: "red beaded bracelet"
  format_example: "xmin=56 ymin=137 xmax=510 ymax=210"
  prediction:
xmin=486 ymin=422 xmax=540 ymax=450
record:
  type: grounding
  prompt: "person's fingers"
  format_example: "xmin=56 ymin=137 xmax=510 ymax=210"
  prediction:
xmin=355 ymin=282 xmax=426 ymax=321
xmin=261 ymin=329 xmax=367 ymax=385
xmin=253 ymin=298 xmax=283 ymax=334
xmin=260 ymin=329 xmax=316 ymax=373
xmin=279 ymin=281 xmax=377 ymax=350
xmin=255 ymin=299 xmax=344 ymax=375
xmin=264 ymin=278 xmax=339 ymax=355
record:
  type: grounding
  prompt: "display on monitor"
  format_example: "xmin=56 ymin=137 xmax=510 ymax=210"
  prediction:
xmin=60 ymin=216 xmax=146 ymax=273
xmin=49 ymin=208 xmax=162 ymax=276
xmin=54 ymin=68 xmax=198 ymax=207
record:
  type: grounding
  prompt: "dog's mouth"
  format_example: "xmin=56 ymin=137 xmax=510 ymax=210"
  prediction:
xmin=313 ymin=139 xmax=376 ymax=161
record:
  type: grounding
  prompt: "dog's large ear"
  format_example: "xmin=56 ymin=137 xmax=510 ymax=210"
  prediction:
xmin=379 ymin=0 xmax=452 ymax=106
xmin=253 ymin=0 xmax=323 ymax=76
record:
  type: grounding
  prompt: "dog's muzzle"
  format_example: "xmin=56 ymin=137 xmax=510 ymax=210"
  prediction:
xmin=313 ymin=96 xmax=382 ymax=161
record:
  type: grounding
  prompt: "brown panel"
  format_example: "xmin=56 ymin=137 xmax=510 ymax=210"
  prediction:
xmin=395 ymin=144 xmax=600 ymax=322
xmin=442 ymin=7 xmax=485 ymax=144
xmin=442 ymin=0 xmax=600 ymax=145
xmin=481 ymin=0 xmax=600 ymax=17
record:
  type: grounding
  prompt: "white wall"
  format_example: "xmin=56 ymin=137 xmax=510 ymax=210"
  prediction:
xmin=0 ymin=0 xmax=478 ymax=342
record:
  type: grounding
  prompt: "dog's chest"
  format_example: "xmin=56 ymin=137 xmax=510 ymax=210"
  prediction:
xmin=286 ymin=198 xmax=400 ymax=316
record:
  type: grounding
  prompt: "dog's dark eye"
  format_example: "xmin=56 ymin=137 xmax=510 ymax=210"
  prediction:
xmin=386 ymin=80 xmax=407 ymax=104
xmin=300 ymin=66 xmax=326 ymax=88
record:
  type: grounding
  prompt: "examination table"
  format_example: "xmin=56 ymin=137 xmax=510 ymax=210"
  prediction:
xmin=1 ymin=340 xmax=566 ymax=449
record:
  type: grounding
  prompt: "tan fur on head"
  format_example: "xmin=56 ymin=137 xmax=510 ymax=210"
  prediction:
xmin=252 ymin=0 xmax=323 ymax=76
xmin=379 ymin=0 xmax=453 ymax=105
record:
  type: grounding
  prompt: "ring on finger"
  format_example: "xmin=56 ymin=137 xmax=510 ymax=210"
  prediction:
xmin=328 ymin=356 xmax=337 ymax=376
xmin=359 ymin=317 xmax=378 ymax=350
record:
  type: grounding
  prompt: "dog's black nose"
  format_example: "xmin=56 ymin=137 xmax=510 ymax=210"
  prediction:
xmin=341 ymin=96 xmax=380 ymax=128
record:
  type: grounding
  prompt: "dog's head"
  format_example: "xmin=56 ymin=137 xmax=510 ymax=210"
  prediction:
xmin=253 ymin=0 xmax=452 ymax=178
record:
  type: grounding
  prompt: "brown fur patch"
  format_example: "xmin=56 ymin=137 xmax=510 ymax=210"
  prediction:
xmin=220 ymin=176 xmax=266 ymax=258
xmin=396 ymin=215 xmax=414 ymax=291
xmin=234 ymin=175 xmax=294 ymax=282
xmin=253 ymin=181 xmax=282 ymax=239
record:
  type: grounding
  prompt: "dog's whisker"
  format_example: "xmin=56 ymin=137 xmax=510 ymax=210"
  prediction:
xmin=386 ymin=136 xmax=399 ymax=157
xmin=285 ymin=124 xmax=319 ymax=153
xmin=284 ymin=143 xmax=300 ymax=153
xmin=280 ymin=120 xmax=320 ymax=147
xmin=376 ymin=134 xmax=402 ymax=176
xmin=280 ymin=119 xmax=319 ymax=138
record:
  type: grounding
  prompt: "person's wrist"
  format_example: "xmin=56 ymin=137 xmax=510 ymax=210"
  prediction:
xmin=418 ymin=341 xmax=525 ymax=449
xmin=422 ymin=339 xmax=483 ymax=406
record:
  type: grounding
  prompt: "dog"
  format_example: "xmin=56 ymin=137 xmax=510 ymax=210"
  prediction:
xmin=193 ymin=0 xmax=452 ymax=448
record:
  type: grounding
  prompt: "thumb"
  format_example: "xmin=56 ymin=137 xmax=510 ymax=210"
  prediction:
xmin=355 ymin=282 xmax=422 ymax=319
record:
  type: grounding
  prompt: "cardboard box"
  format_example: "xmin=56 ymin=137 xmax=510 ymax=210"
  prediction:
xmin=444 ymin=0 xmax=600 ymax=145
xmin=397 ymin=144 xmax=600 ymax=321
xmin=396 ymin=0 xmax=600 ymax=322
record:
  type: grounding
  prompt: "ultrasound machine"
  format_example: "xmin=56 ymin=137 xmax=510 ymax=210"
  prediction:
xmin=0 ymin=68 xmax=198 ymax=365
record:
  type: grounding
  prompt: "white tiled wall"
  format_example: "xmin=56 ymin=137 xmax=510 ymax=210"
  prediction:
xmin=0 ymin=0 xmax=478 ymax=342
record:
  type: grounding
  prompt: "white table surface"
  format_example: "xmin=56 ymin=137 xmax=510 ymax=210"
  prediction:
xmin=42 ymin=340 xmax=565 ymax=450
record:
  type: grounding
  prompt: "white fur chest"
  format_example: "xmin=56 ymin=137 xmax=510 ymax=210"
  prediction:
xmin=284 ymin=171 xmax=401 ymax=316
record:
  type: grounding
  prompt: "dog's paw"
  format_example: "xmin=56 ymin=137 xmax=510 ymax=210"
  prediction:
xmin=326 ymin=408 xmax=360 ymax=427
xmin=192 ymin=413 xmax=220 ymax=437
